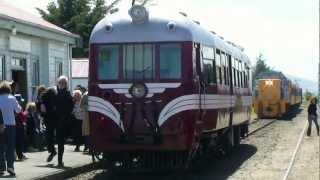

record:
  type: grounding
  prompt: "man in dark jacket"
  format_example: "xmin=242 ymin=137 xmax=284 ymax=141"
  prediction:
xmin=41 ymin=87 xmax=58 ymax=163
xmin=54 ymin=76 xmax=74 ymax=167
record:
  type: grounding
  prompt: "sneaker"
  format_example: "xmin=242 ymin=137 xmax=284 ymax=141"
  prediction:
xmin=7 ymin=168 xmax=15 ymax=176
xmin=46 ymin=152 xmax=57 ymax=162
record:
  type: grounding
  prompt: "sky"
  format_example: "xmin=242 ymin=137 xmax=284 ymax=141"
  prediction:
xmin=4 ymin=0 xmax=319 ymax=82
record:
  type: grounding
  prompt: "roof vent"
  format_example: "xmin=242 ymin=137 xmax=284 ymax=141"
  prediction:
xmin=210 ymin=31 xmax=216 ymax=35
xmin=193 ymin=20 xmax=200 ymax=25
xmin=105 ymin=23 xmax=113 ymax=33
xmin=167 ymin=21 xmax=176 ymax=32
xmin=218 ymin=36 xmax=224 ymax=40
xmin=179 ymin=12 xmax=187 ymax=17
xmin=129 ymin=5 xmax=149 ymax=24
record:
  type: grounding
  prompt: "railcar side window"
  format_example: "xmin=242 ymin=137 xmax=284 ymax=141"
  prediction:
xmin=123 ymin=44 xmax=155 ymax=80
xmin=221 ymin=52 xmax=226 ymax=85
xmin=160 ymin=44 xmax=181 ymax=79
xmin=98 ymin=45 xmax=119 ymax=80
xmin=216 ymin=49 xmax=222 ymax=84
xmin=201 ymin=46 xmax=216 ymax=85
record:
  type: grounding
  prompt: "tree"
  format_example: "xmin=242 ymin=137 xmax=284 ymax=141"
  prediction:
xmin=37 ymin=0 xmax=121 ymax=57
xmin=304 ymin=90 xmax=314 ymax=102
xmin=133 ymin=0 xmax=156 ymax=6
xmin=252 ymin=53 xmax=272 ymax=84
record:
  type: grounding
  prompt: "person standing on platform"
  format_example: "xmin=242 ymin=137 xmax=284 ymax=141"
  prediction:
xmin=80 ymin=91 xmax=90 ymax=153
xmin=41 ymin=86 xmax=58 ymax=164
xmin=54 ymin=76 xmax=74 ymax=167
xmin=72 ymin=90 xmax=84 ymax=152
xmin=0 ymin=81 xmax=21 ymax=176
xmin=307 ymin=97 xmax=320 ymax=136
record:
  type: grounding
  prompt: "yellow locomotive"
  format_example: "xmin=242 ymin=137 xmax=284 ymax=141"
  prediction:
xmin=253 ymin=72 xmax=302 ymax=118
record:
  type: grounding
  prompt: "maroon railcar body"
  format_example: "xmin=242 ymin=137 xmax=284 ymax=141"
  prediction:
xmin=88 ymin=5 xmax=252 ymax=169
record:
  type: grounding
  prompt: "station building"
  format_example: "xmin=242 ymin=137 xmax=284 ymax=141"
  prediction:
xmin=0 ymin=1 xmax=79 ymax=101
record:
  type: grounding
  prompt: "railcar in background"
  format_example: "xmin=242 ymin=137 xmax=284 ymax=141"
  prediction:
xmin=88 ymin=5 xmax=252 ymax=171
xmin=253 ymin=71 xmax=302 ymax=118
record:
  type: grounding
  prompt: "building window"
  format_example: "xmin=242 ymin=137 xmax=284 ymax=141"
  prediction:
xmin=55 ymin=59 xmax=63 ymax=78
xmin=0 ymin=55 xmax=5 ymax=80
xmin=31 ymin=56 xmax=40 ymax=100
xmin=11 ymin=57 xmax=26 ymax=70
xmin=32 ymin=57 xmax=40 ymax=86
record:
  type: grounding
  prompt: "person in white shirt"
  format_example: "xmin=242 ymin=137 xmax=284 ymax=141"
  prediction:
xmin=72 ymin=90 xmax=84 ymax=152
xmin=0 ymin=81 xmax=21 ymax=176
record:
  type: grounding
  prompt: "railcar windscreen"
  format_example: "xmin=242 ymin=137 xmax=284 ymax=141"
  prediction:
xmin=123 ymin=44 xmax=156 ymax=80
xmin=159 ymin=44 xmax=181 ymax=79
xmin=98 ymin=45 xmax=119 ymax=80
xmin=97 ymin=43 xmax=182 ymax=81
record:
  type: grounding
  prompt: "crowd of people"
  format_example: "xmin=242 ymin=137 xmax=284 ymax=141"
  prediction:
xmin=0 ymin=75 xmax=90 ymax=176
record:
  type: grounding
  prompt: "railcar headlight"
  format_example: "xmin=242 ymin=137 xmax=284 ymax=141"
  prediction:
xmin=128 ymin=5 xmax=148 ymax=24
xmin=265 ymin=80 xmax=274 ymax=86
xmin=130 ymin=83 xmax=147 ymax=98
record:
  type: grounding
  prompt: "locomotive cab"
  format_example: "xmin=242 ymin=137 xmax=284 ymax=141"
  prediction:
xmin=88 ymin=5 xmax=252 ymax=170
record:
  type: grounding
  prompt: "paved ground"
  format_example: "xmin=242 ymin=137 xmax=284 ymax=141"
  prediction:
xmin=0 ymin=145 xmax=92 ymax=179
xmin=288 ymin=122 xmax=320 ymax=180
xmin=68 ymin=105 xmax=320 ymax=180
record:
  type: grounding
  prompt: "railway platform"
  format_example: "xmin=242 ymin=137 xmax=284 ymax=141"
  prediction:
xmin=0 ymin=145 xmax=93 ymax=180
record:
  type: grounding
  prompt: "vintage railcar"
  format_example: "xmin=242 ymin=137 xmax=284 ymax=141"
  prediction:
xmin=88 ymin=5 xmax=252 ymax=170
xmin=253 ymin=71 xmax=302 ymax=118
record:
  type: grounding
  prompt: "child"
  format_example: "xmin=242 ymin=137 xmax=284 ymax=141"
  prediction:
xmin=25 ymin=102 xmax=38 ymax=151
xmin=14 ymin=94 xmax=27 ymax=161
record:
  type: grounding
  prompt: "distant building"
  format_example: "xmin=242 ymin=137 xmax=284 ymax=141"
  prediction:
xmin=71 ymin=59 xmax=88 ymax=91
xmin=0 ymin=1 xmax=79 ymax=101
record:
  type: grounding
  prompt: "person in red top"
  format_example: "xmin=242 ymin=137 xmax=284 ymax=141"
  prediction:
xmin=14 ymin=94 xmax=27 ymax=161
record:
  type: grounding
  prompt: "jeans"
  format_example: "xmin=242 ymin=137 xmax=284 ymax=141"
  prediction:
xmin=0 ymin=126 xmax=16 ymax=171
xmin=307 ymin=115 xmax=320 ymax=136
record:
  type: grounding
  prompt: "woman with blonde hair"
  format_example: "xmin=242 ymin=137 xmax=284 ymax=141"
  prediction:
xmin=80 ymin=91 xmax=90 ymax=153
xmin=307 ymin=97 xmax=319 ymax=136
xmin=72 ymin=90 xmax=84 ymax=152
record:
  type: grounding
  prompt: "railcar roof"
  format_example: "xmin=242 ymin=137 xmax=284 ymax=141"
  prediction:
xmin=90 ymin=8 xmax=250 ymax=65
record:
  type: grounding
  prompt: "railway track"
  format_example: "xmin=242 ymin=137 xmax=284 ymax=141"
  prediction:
xmin=247 ymin=119 xmax=277 ymax=136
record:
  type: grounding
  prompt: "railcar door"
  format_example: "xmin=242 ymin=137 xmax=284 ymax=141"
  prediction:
xmin=196 ymin=45 xmax=217 ymax=130
xmin=194 ymin=44 xmax=204 ymax=124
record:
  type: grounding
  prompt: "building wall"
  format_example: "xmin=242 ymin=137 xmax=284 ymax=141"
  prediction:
xmin=0 ymin=28 xmax=73 ymax=101
xmin=48 ymin=41 xmax=70 ymax=86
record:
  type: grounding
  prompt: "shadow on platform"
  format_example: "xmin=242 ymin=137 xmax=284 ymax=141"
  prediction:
xmin=91 ymin=144 xmax=257 ymax=180
xmin=35 ymin=164 xmax=72 ymax=170
xmin=279 ymin=107 xmax=303 ymax=121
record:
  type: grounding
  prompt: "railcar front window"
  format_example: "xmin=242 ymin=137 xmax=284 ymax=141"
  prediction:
xmin=160 ymin=44 xmax=181 ymax=79
xmin=98 ymin=45 xmax=119 ymax=80
xmin=123 ymin=44 xmax=155 ymax=80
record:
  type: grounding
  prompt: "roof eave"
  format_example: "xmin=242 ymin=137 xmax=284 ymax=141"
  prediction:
xmin=0 ymin=14 xmax=80 ymax=39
